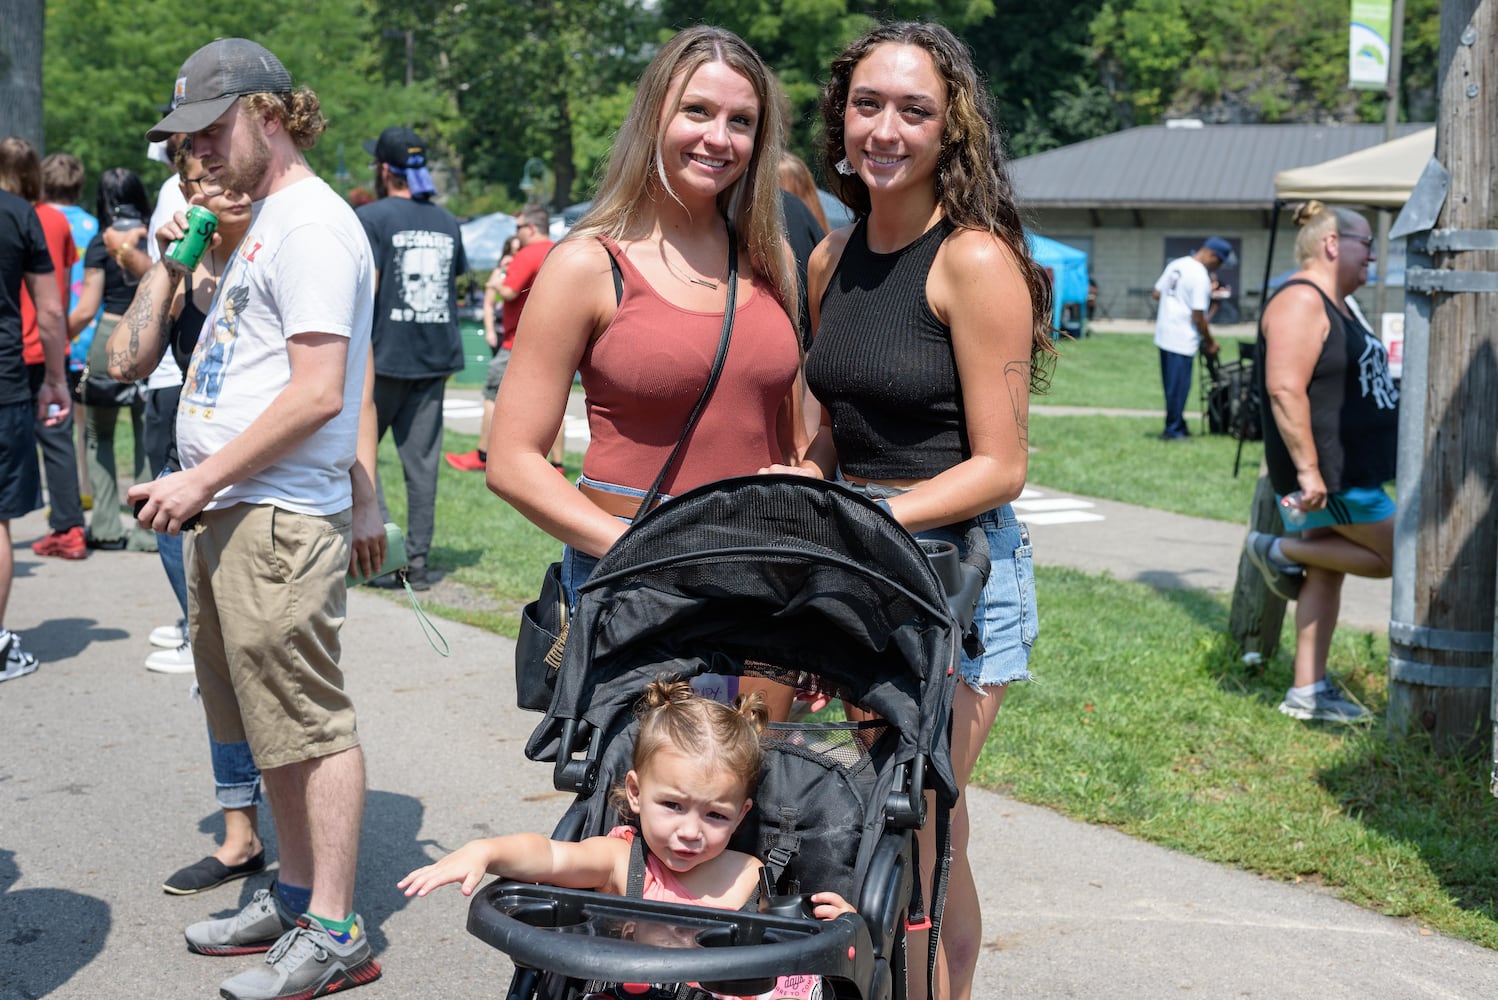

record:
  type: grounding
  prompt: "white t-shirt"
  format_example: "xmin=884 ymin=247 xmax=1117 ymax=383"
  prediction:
xmin=145 ymin=176 xmax=188 ymax=389
xmin=1153 ymin=254 xmax=1212 ymax=356
xmin=177 ymin=176 xmax=374 ymax=515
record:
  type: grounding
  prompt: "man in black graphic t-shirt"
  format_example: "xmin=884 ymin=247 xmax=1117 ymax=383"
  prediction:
xmin=0 ymin=188 xmax=69 ymax=679
xmin=356 ymin=126 xmax=467 ymax=590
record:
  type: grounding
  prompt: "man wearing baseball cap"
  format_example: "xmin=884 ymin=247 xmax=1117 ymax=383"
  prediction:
xmin=355 ymin=126 xmax=466 ymax=591
xmin=131 ymin=37 xmax=385 ymax=1000
xmin=1151 ymin=237 xmax=1232 ymax=441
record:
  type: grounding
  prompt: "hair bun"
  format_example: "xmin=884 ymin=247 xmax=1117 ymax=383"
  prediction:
xmin=1292 ymin=200 xmax=1326 ymax=227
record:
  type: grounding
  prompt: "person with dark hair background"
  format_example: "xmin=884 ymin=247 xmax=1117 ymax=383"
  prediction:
xmin=0 ymin=148 xmax=70 ymax=679
xmin=69 ymin=166 xmax=154 ymax=551
xmin=0 ymin=138 xmax=85 ymax=562
xmin=355 ymin=125 xmax=467 ymax=591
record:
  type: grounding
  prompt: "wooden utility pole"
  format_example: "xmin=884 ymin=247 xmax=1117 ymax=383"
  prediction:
xmin=1372 ymin=0 xmax=1406 ymax=322
xmin=1386 ymin=0 xmax=1498 ymax=757
xmin=0 ymin=0 xmax=46 ymax=149
xmin=1228 ymin=470 xmax=1287 ymax=665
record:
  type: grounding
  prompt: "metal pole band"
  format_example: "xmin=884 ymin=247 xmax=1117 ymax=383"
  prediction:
xmin=1389 ymin=621 xmax=1495 ymax=653
xmin=1388 ymin=655 xmax=1493 ymax=689
xmin=1424 ymin=228 xmax=1498 ymax=252
xmin=1404 ymin=268 xmax=1498 ymax=294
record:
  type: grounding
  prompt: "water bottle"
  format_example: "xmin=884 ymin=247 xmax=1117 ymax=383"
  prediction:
xmin=1280 ymin=491 xmax=1309 ymax=528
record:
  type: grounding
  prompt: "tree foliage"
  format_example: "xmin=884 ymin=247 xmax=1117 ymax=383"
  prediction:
xmin=1089 ymin=0 xmax=1439 ymax=126
xmin=39 ymin=0 xmax=1440 ymax=215
xmin=43 ymin=0 xmax=445 ymax=205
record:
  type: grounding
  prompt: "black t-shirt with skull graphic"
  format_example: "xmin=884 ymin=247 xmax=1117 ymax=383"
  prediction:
xmin=357 ymin=195 xmax=468 ymax=379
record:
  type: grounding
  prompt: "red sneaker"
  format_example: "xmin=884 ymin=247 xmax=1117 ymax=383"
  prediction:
xmin=444 ymin=450 xmax=486 ymax=472
xmin=32 ymin=526 xmax=88 ymax=560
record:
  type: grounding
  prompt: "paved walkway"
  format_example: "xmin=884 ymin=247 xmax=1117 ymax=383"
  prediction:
xmin=0 ymin=412 xmax=1479 ymax=999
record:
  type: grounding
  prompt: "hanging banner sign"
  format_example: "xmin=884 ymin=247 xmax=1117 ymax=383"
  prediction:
xmin=1349 ymin=0 xmax=1394 ymax=90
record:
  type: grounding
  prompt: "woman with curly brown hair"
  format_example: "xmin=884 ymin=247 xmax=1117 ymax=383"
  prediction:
xmin=769 ymin=21 xmax=1056 ymax=999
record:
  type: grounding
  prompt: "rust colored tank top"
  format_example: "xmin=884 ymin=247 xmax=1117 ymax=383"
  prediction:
xmin=579 ymin=239 xmax=799 ymax=494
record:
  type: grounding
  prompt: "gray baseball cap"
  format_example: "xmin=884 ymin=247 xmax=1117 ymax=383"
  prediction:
xmin=146 ymin=38 xmax=292 ymax=142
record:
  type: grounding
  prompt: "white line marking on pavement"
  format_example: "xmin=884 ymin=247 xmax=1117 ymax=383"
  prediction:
xmin=1021 ymin=511 xmax=1108 ymax=526
xmin=1012 ymin=498 xmax=1098 ymax=513
xmin=1015 ymin=486 xmax=1105 ymax=526
xmin=443 ymin=399 xmax=484 ymax=419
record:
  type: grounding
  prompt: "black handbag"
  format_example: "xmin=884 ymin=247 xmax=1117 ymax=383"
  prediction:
xmin=514 ymin=560 xmax=569 ymax=711
xmin=75 ymin=315 xmax=141 ymax=407
xmin=514 ymin=225 xmax=740 ymax=713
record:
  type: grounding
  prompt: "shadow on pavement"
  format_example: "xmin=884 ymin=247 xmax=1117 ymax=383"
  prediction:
xmin=15 ymin=616 xmax=130 ymax=662
xmin=1 ymin=848 xmax=110 ymax=999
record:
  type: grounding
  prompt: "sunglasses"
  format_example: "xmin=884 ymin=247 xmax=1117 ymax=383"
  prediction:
xmin=1338 ymin=232 xmax=1374 ymax=247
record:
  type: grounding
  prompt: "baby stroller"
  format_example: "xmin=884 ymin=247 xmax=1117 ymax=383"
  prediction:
xmin=468 ymin=475 xmax=989 ymax=1000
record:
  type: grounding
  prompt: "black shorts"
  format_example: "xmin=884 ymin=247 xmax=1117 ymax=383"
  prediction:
xmin=0 ymin=400 xmax=43 ymax=520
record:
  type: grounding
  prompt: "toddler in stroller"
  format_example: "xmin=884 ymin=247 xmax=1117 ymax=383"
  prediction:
xmin=401 ymin=677 xmax=855 ymax=997
xmin=443 ymin=477 xmax=986 ymax=1000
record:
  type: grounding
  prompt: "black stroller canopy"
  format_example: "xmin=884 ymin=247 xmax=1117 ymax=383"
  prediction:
xmin=527 ymin=475 xmax=963 ymax=808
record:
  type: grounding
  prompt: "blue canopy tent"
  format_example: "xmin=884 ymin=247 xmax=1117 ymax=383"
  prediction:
xmin=459 ymin=211 xmax=519 ymax=272
xmin=1027 ymin=232 xmax=1089 ymax=335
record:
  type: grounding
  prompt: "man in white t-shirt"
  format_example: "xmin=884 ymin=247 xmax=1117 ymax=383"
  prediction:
xmin=133 ymin=38 xmax=384 ymax=1000
xmin=1152 ymin=237 xmax=1231 ymax=440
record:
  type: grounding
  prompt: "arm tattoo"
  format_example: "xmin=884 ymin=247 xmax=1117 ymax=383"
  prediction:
xmin=1004 ymin=361 xmax=1031 ymax=451
xmin=114 ymin=276 xmax=173 ymax=381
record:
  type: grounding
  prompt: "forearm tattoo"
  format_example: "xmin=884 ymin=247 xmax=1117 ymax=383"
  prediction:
xmin=113 ymin=276 xmax=172 ymax=381
xmin=1005 ymin=360 xmax=1031 ymax=450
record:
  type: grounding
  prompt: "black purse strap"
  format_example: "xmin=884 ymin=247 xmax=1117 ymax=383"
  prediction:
xmin=633 ymin=222 xmax=739 ymax=519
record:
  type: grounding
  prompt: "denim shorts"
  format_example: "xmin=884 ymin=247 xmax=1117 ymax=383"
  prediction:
xmin=560 ymin=476 xmax=661 ymax=610
xmin=844 ymin=478 xmax=1037 ymax=692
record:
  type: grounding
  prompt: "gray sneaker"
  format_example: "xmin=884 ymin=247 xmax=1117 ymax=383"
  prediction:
xmin=1245 ymin=530 xmax=1304 ymax=601
xmin=1279 ymin=683 xmax=1371 ymax=724
xmin=184 ymin=886 xmax=298 ymax=956
xmin=219 ymin=914 xmax=381 ymax=1000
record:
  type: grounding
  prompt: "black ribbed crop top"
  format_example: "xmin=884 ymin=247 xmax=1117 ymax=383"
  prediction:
xmin=805 ymin=217 xmax=966 ymax=479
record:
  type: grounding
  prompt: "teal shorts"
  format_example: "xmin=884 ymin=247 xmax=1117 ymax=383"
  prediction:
xmin=1277 ymin=485 xmax=1394 ymax=531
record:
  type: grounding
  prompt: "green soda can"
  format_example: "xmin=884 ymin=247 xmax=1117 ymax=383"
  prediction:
xmin=164 ymin=206 xmax=219 ymax=272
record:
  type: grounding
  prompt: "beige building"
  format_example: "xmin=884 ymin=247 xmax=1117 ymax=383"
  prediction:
xmin=1011 ymin=121 xmax=1430 ymax=323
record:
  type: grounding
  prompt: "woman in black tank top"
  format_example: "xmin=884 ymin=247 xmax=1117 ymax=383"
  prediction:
xmin=776 ymin=23 xmax=1058 ymax=1000
xmin=1247 ymin=200 xmax=1397 ymax=724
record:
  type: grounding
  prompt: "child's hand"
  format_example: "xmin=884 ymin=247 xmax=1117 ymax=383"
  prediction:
xmin=398 ymin=841 xmax=495 ymax=898
xmin=808 ymin=891 xmax=855 ymax=919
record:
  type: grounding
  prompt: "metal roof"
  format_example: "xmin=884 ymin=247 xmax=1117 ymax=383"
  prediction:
xmin=1010 ymin=122 xmax=1433 ymax=210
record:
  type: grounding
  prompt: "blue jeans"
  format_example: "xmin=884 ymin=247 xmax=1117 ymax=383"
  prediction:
xmin=559 ymin=476 xmax=662 ymax=610
xmin=1159 ymin=348 xmax=1195 ymax=438
xmin=210 ymin=729 xmax=264 ymax=809
xmin=155 ymin=468 xmax=264 ymax=810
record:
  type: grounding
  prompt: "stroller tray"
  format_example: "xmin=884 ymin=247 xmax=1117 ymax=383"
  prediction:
xmin=469 ymin=881 xmax=874 ymax=989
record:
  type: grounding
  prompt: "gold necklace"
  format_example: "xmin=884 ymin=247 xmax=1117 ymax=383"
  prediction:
xmin=662 ymin=245 xmax=721 ymax=290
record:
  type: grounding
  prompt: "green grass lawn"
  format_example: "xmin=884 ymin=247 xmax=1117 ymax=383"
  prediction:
xmin=373 ymin=387 xmax=1494 ymax=954
xmin=1028 ymin=413 xmax=1261 ymax=523
xmin=992 ymin=567 xmax=1498 ymax=949
xmin=1042 ymin=332 xmax=1256 ymax=411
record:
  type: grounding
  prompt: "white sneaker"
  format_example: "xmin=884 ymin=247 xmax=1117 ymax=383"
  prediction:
xmin=145 ymin=641 xmax=195 ymax=674
xmin=150 ymin=620 xmax=187 ymax=649
xmin=1279 ymin=683 xmax=1370 ymax=724
xmin=1 ymin=632 xmax=39 ymax=682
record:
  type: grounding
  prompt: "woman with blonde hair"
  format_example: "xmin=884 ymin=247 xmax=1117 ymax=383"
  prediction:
xmin=1245 ymin=200 xmax=1397 ymax=723
xmin=487 ymin=25 xmax=804 ymax=715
